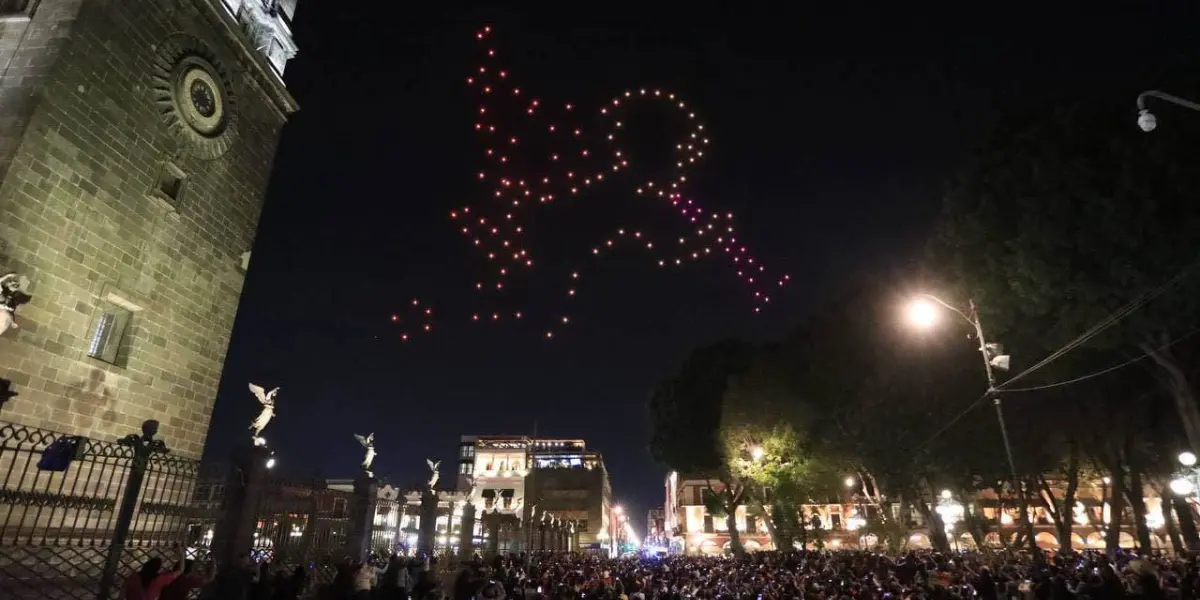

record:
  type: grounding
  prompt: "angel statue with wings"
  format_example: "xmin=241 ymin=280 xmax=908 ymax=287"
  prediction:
xmin=355 ymin=433 xmax=376 ymax=473
xmin=247 ymin=383 xmax=279 ymax=443
xmin=0 ymin=273 xmax=32 ymax=335
xmin=425 ymin=459 xmax=440 ymax=489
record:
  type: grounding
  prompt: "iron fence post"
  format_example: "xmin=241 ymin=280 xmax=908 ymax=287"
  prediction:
xmin=97 ymin=420 xmax=167 ymax=600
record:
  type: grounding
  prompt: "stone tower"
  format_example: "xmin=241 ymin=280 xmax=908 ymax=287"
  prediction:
xmin=0 ymin=0 xmax=299 ymax=457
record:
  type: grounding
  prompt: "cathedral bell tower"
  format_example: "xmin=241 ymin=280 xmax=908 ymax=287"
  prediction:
xmin=0 ymin=0 xmax=299 ymax=457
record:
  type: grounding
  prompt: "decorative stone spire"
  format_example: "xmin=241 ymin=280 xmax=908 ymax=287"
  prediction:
xmin=219 ymin=0 xmax=299 ymax=76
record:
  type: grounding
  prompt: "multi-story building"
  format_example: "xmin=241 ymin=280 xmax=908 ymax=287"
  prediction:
xmin=455 ymin=435 xmax=613 ymax=550
xmin=0 ymin=0 xmax=298 ymax=457
xmin=645 ymin=507 xmax=667 ymax=550
xmin=666 ymin=471 xmax=1177 ymax=554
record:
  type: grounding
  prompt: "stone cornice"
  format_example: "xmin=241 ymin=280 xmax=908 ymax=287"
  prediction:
xmin=192 ymin=0 xmax=299 ymax=119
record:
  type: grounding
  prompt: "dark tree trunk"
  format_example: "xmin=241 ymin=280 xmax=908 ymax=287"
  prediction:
xmin=915 ymin=497 xmax=950 ymax=553
xmin=1018 ymin=478 xmax=1037 ymax=554
xmin=1161 ymin=483 xmax=1184 ymax=555
xmin=1173 ymin=494 xmax=1200 ymax=551
xmin=1126 ymin=458 xmax=1154 ymax=552
xmin=725 ymin=508 xmax=743 ymax=557
xmin=1106 ymin=464 xmax=1126 ymax=558
xmin=1142 ymin=339 xmax=1200 ymax=452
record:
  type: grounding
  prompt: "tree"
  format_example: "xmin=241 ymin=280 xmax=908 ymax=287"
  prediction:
xmin=933 ymin=97 xmax=1200 ymax=447
xmin=648 ymin=339 xmax=757 ymax=554
xmin=648 ymin=339 xmax=757 ymax=474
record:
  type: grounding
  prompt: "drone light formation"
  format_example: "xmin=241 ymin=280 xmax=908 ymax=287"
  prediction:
xmin=392 ymin=25 xmax=789 ymax=342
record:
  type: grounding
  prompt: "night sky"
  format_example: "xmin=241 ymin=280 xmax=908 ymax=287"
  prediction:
xmin=202 ymin=3 xmax=1196 ymax=532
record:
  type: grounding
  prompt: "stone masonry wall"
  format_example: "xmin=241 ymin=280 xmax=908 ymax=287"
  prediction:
xmin=0 ymin=1 xmax=85 ymax=184
xmin=0 ymin=0 xmax=292 ymax=457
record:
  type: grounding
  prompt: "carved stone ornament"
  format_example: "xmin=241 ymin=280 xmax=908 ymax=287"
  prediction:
xmin=0 ymin=273 xmax=32 ymax=335
xmin=151 ymin=34 xmax=239 ymax=160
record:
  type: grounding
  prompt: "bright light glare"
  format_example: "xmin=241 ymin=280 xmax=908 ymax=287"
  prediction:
xmin=940 ymin=489 xmax=952 ymax=500
xmin=613 ymin=505 xmax=623 ymax=514
xmin=1171 ymin=477 xmax=1195 ymax=496
xmin=844 ymin=476 xmax=856 ymax=489
xmin=750 ymin=446 xmax=765 ymax=461
xmin=907 ymin=299 xmax=939 ymax=329
xmin=266 ymin=457 xmax=277 ymax=469
xmin=1180 ymin=451 xmax=1197 ymax=467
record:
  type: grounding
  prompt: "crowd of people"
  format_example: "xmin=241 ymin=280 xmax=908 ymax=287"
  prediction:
xmin=121 ymin=547 xmax=1200 ymax=600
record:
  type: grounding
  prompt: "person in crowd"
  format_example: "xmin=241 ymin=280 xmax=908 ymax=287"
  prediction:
xmin=122 ymin=557 xmax=163 ymax=600
xmin=158 ymin=559 xmax=218 ymax=600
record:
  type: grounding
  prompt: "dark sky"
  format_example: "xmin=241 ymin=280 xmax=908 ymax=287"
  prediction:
xmin=203 ymin=2 xmax=1197 ymax=532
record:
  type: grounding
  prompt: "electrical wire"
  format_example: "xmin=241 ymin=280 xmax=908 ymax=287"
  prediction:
xmin=996 ymin=259 xmax=1200 ymax=391
xmin=996 ymin=325 xmax=1200 ymax=393
xmin=911 ymin=392 xmax=990 ymax=453
xmin=910 ymin=260 xmax=1200 ymax=453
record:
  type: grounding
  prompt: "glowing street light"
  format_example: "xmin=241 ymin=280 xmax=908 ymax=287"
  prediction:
xmin=905 ymin=293 xmax=1030 ymax=544
xmin=1180 ymin=451 xmax=1197 ymax=467
xmin=906 ymin=299 xmax=940 ymax=329
xmin=940 ymin=489 xmax=952 ymax=500
xmin=750 ymin=445 xmax=765 ymax=461
xmin=844 ymin=476 xmax=856 ymax=489
xmin=1171 ymin=477 xmax=1195 ymax=496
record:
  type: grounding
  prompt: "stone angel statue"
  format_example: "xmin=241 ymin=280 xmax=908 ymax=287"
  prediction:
xmin=247 ymin=383 xmax=279 ymax=441
xmin=425 ymin=459 xmax=440 ymax=489
xmin=0 ymin=273 xmax=32 ymax=335
xmin=354 ymin=432 xmax=376 ymax=472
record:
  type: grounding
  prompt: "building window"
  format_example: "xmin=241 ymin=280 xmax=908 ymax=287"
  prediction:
xmin=87 ymin=302 xmax=133 ymax=365
xmin=458 ymin=444 xmax=475 ymax=459
xmin=0 ymin=0 xmax=34 ymax=18
xmin=151 ymin=161 xmax=188 ymax=210
xmin=458 ymin=462 xmax=474 ymax=475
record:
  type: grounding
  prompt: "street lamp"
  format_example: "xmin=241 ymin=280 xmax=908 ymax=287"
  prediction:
xmin=1135 ymin=90 xmax=1200 ymax=132
xmin=1171 ymin=477 xmax=1195 ymax=496
xmin=905 ymin=294 xmax=1014 ymax=471
xmin=750 ymin=445 xmax=765 ymax=461
xmin=1180 ymin=451 xmax=1197 ymax=467
xmin=906 ymin=294 xmax=1026 ymax=541
xmin=844 ymin=476 xmax=856 ymax=489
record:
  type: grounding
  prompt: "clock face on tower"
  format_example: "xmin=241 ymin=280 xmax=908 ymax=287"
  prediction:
xmin=175 ymin=59 xmax=227 ymax=137
xmin=151 ymin=34 xmax=240 ymax=160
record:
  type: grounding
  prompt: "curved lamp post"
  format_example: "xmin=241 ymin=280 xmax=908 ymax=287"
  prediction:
xmin=1135 ymin=90 xmax=1200 ymax=132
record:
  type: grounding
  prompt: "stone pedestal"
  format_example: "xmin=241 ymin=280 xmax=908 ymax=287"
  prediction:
xmin=346 ymin=473 xmax=378 ymax=561
xmin=484 ymin=510 xmax=501 ymax=556
xmin=211 ymin=442 xmax=271 ymax=566
xmin=417 ymin=489 xmax=438 ymax=555
xmin=459 ymin=503 xmax=477 ymax=559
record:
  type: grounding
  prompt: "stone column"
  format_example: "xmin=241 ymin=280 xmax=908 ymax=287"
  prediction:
xmin=538 ymin=519 xmax=546 ymax=551
xmin=211 ymin=441 xmax=271 ymax=565
xmin=559 ymin=525 xmax=569 ymax=553
xmin=485 ymin=510 xmax=501 ymax=556
xmin=346 ymin=473 xmax=379 ymax=561
xmin=459 ymin=502 xmax=477 ymax=560
xmin=417 ymin=489 xmax=438 ymax=556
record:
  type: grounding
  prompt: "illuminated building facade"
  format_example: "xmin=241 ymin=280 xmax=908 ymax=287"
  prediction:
xmin=456 ymin=435 xmax=614 ymax=550
xmin=666 ymin=471 xmax=1178 ymax=554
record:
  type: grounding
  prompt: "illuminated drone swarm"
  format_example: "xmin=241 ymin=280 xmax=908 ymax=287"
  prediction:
xmin=393 ymin=25 xmax=789 ymax=341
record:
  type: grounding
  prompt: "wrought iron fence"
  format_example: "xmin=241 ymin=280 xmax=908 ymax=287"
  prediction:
xmin=249 ymin=475 xmax=357 ymax=589
xmin=0 ymin=418 xmax=412 ymax=599
xmin=0 ymin=420 xmax=223 ymax=600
